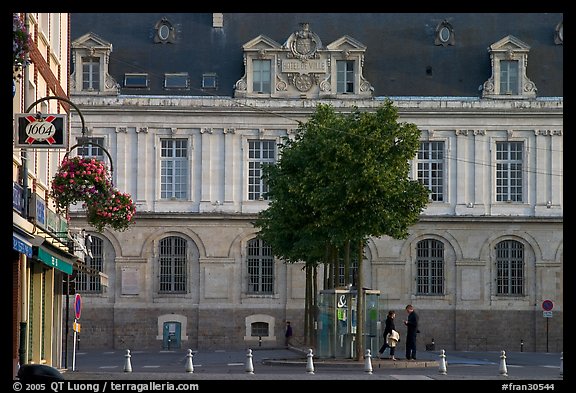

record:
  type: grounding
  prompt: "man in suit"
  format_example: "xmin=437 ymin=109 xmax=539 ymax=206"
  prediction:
xmin=403 ymin=304 xmax=419 ymax=360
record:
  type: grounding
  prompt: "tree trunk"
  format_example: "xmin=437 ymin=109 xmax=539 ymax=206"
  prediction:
xmin=330 ymin=245 xmax=337 ymax=289
xmin=343 ymin=240 xmax=350 ymax=286
xmin=305 ymin=263 xmax=313 ymax=346
xmin=312 ymin=264 xmax=318 ymax=348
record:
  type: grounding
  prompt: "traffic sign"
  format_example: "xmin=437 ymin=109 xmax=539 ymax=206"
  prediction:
xmin=543 ymin=311 xmax=553 ymax=318
xmin=542 ymin=300 xmax=554 ymax=311
xmin=75 ymin=293 xmax=82 ymax=319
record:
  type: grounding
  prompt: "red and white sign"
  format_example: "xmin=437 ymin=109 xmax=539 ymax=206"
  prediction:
xmin=14 ymin=113 xmax=67 ymax=148
xmin=541 ymin=300 xmax=554 ymax=311
xmin=75 ymin=293 xmax=82 ymax=319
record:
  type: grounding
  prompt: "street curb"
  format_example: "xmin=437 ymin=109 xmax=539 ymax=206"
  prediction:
xmin=262 ymin=358 xmax=439 ymax=369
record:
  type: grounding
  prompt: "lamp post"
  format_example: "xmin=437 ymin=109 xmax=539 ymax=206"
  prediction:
xmin=20 ymin=95 xmax=113 ymax=369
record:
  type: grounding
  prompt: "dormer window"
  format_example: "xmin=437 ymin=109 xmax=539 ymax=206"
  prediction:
xmin=234 ymin=23 xmax=372 ymax=99
xmin=165 ymin=73 xmax=189 ymax=89
xmin=124 ymin=73 xmax=148 ymax=88
xmin=71 ymin=33 xmax=118 ymax=95
xmin=435 ymin=20 xmax=455 ymax=46
xmin=202 ymin=73 xmax=218 ymax=89
xmin=554 ymin=20 xmax=563 ymax=45
xmin=154 ymin=18 xmax=176 ymax=44
xmin=481 ymin=35 xmax=536 ymax=99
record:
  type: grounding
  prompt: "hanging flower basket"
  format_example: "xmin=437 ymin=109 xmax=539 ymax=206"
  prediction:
xmin=86 ymin=188 xmax=136 ymax=232
xmin=51 ymin=156 xmax=113 ymax=214
xmin=13 ymin=13 xmax=31 ymax=73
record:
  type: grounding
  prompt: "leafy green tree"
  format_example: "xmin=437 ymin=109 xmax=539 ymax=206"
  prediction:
xmin=255 ymin=99 xmax=430 ymax=359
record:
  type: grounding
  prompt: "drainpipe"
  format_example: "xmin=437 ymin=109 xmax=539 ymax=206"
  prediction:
xmin=18 ymin=12 xmax=30 ymax=368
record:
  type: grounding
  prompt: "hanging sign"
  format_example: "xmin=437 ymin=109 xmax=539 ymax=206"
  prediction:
xmin=14 ymin=113 xmax=67 ymax=148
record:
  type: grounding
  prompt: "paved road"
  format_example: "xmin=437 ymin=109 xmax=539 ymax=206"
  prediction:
xmin=59 ymin=347 xmax=564 ymax=381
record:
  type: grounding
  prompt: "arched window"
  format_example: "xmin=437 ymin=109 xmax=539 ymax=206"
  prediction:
xmin=77 ymin=235 xmax=103 ymax=293
xmin=159 ymin=236 xmax=187 ymax=293
xmin=416 ymin=239 xmax=444 ymax=295
xmin=247 ymin=238 xmax=274 ymax=294
xmin=495 ymin=240 xmax=524 ymax=295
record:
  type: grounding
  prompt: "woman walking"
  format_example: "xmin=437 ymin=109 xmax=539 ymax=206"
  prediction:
xmin=378 ymin=310 xmax=398 ymax=360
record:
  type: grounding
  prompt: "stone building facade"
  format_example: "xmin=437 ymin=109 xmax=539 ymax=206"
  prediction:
xmin=66 ymin=13 xmax=563 ymax=353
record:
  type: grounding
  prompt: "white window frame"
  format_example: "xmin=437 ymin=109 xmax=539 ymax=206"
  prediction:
xmin=76 ymin=136 xmax=106 ymax=161
xmin=252 ymin=59 xmax=272 ymax=94
xmin=82 ymin=57 xmax=100 ymax=91
xmin=417 ymin=140 xmax=445 ymax=202
xmin=336 ymin=60 xmax=355 ymax=94
xmin=160 ymin=138 xmax=189 ymax=200
xmin=246 ymin=138 xmax=276 ymax=201
xmin=495 ymin=140 xmax=524 ymax=203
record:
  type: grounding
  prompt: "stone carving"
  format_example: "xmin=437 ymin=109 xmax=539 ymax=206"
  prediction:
xmin=293 ymin=74 xmax=314 ymax=92
xmin=289 ymin=23 xmax=320 ymax=61
xmin=275 ymin=74 xmax=288 ymax=91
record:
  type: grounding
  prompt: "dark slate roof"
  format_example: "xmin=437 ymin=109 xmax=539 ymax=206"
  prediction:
xmin=70 ymin=13 xmax=563 ymax=98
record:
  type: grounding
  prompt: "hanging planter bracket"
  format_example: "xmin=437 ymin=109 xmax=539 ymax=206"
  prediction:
xmin=25 ymin=95 xmax=113 ymax=173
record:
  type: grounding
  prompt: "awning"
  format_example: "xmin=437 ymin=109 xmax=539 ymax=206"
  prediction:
xmin=13 ymin=232 xmax=33 ymax=258
xmin=35 ymin=246 xmax=74 ymax=274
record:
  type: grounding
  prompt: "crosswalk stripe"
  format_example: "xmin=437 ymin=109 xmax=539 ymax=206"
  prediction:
xmin=391 ymin=375 xmax=434 ymax=380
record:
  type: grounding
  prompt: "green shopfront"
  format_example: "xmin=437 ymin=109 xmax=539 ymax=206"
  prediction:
xmin=22 ymin=241 xmax=73 ymax=366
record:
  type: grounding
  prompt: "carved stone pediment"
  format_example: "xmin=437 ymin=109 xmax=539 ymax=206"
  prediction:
xmin=243 ymin=35 xmax=282 ymax=51
xmin=234 ymin=23 xmax=373 ymax=99
xmin=72 ymin=32 xmax=113 ymax=52
xmin=325 ymin=35 xmax=367 ymax=52
xmin=489 ymin=35 xmax=531 ymax=53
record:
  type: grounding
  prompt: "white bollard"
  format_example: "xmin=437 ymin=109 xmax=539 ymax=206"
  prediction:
xmin=364 ymin=349 xmax=373 ymax=374
xmin=560 ymin=352 xmax=563 ymax=376
xmin=438 ymin=349 xmax=447 ymax=375
xmin=306 ymin=348 xmax=315 ymax=374
xmin=499 ymin=350 xmax=508 ymax=377
xmin=123 ymin=349 xmax=132 ymax=372
xmin=185 ymin=349 xmax=194 ymax=373
xmin=245 ymin=348 xmax=254 ymax=374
